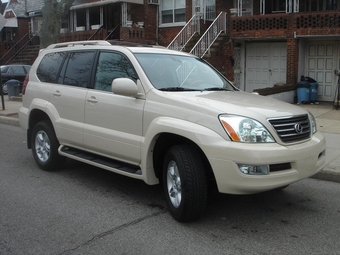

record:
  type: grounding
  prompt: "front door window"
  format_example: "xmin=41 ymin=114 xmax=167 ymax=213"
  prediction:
xmin=193 ymin=0 xmax=216 ymax=20
xmin=233 ymin=0 xmax=253 ymax=16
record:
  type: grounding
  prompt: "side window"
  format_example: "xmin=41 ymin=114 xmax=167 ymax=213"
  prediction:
xmin=94 ymin=51 xmax=137 ymax=92
xmin=8 ymin=66 xmax=25 ymax=74
xmin=37 ymin=52 xmax=66 ymax=83
xmin=62 ymin=51 xmax=95 ymax=88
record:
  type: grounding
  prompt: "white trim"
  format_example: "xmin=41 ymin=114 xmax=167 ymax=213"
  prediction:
xmin=159 ymin=22 xmax=186 ymax=28
xmin=4 ymin=18 xmax=18 ymax=28
xmin=70 ymin=0 xmax=143 ymax=10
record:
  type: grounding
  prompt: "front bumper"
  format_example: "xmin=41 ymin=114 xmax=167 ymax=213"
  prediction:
xmin=206 ymin=132 xmax=326 ymax=194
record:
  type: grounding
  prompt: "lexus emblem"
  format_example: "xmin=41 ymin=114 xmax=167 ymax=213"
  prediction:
xmin=294 ymin=123 xmax=303 ymax=134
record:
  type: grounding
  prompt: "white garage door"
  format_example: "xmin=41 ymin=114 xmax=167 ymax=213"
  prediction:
xmin=245 ymin=43 xmax=287 ymax=92
xmin=306 ymin=42 xmax=337 ymax=102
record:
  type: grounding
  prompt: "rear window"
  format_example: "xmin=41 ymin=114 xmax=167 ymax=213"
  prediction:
xmin=37 ymin=52 xmax=66 ymax=83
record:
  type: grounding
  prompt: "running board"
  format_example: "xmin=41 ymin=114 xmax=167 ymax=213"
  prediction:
xmin=59 ymin=146 xmax=142 ymax=175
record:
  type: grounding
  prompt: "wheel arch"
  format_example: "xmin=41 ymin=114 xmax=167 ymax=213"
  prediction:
xmin=152 ymin=133 xmax=216 ymax=188
xmin=27 ymin=109 xmax=53 ymax=149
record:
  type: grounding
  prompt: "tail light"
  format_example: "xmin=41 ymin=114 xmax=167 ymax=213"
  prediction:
xmin=22 ymin=73 xmax=29 ymax=95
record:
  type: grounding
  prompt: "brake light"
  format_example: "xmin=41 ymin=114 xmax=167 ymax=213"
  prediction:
xmin=22 ymin=73 xmax=29 ymax=95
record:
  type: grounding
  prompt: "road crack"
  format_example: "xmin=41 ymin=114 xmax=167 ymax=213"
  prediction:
xmin=58 ymin=210 xmax=166 ymax=255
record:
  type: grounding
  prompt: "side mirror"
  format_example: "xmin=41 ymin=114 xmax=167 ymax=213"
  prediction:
xmin=112 ymin=78 xmax=138 ymax=97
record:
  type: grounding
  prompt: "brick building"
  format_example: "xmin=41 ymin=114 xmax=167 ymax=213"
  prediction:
xmin=1 ymin=0 xmax=340 ymax=102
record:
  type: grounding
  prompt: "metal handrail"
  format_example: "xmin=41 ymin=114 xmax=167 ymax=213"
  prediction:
xmin=167 ymin=14 xmax=200 ymax=51
xmin=88 ymin=25 xmax=104 ymax=40
xmin=104 ymin=24 xmax=120 ymax=41
xmin=5 ymin=34 xmax=39 ymax=65
xmin=0 ymin=33 xmax=30 ymax=63
xmin=189 ymin=12 xmax=226 ymax=58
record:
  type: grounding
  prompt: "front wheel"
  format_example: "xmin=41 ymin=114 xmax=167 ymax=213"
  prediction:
xmin=31 ymin=121 xmax=65 ymax=171
xmin=2 ymin=83 xmax=8 ymax=95
xmin=163 ymin=145 xmax=208 ymax=222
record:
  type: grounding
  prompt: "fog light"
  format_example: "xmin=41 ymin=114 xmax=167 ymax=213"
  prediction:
xmin=238 ymin=164 xmax=269 ymax=175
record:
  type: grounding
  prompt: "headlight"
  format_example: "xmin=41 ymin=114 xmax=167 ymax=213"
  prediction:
xmin=219 ymin=115 xmax=275 ymax=143
xmin=308 ymin=111 xmax=317 ymax=134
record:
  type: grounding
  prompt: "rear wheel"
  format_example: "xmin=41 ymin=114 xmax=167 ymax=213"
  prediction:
xmin=31 ymin=121 xmax=65 ymax=171
xmin=163 ymin=144 xmax=208 ymax=222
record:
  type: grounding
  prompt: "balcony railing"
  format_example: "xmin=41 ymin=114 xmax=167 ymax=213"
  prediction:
xmin=231 ymin=13 xmax=288 ymax=32
xmin=296 ymin=12 xmax=340 ymax=28
xmin=190 ymin=11 xmax=227 ymax=58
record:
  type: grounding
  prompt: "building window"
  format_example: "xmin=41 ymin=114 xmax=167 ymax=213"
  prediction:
xmin=299 ymin=0 xmax=340 ymax=12
xmin=233 ymin=0 xmax=253 ymax=16
xmin=161 ymin=0 xmax=186 ymax=24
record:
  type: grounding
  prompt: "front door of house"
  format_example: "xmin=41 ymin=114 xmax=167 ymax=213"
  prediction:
xmin=193 ymin=0 xmax=216 ymax=20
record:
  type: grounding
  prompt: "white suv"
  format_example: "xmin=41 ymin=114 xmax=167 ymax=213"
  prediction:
xmin=19 ymin=41 xmax=326 ymax=222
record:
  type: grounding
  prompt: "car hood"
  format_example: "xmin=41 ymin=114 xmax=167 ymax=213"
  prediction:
xmin=167 ymin=90 xmax=307 ymax=119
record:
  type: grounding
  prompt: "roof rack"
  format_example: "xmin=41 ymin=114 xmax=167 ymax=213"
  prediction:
xmin=45 ymin=40 xmax=111 ymax=49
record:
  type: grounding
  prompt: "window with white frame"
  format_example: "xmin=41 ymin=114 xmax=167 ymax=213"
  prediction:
xmin=233 ymin=0 xmax=253 ymax=16
xmin=161 ymin=0 xmax=186 ymax=24
xmin=261 ymin=0 xmax=297 ymax=14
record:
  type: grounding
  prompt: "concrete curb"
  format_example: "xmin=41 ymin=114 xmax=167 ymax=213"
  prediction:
xmin=0 ymin=116 xmax=20 ymax=127
xmin=312 ymin=167 xmax=340 ymax=183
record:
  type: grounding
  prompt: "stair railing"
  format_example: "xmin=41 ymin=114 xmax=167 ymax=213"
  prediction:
xmin=189 ymin=11 xmax=226 ymax=58
xmin=0 ymin=33 xmax=29 ymax=63
xmin=88 ymin=25 xmax=104 ymax=40
xmin=104 ymin=24 xmax=120 ymax=41
xmin=167 ymin=14 xmax=200 ymax=51
xmin=4 ymin=33 xmax=39 ymax=65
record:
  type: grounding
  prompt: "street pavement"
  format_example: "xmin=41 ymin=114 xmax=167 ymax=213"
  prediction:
xmin=1 ymin=95 xmax=340 ymax=183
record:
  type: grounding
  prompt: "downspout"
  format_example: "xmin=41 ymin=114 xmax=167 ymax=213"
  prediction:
xmin=156 ymin=4 xmax=159 ymax=45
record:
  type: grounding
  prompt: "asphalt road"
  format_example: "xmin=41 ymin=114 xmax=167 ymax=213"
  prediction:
xmin=1 ymin=123 xmax=340 ymax=255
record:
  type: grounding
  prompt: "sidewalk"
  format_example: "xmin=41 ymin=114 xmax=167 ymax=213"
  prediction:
xmin=1 ymin=95 xmax=340 ymax=183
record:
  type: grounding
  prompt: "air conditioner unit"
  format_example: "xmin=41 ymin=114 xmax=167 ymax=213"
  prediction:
xmin=148 ymin=0 xmax=159 ymax=4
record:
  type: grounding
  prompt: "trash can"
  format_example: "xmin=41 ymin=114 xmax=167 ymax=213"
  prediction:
xmin=296 ymin=80 xmax=310 ymax=104
xmin=304 ymin=77 xmax=318 ymax=103
xmin=6 ymin=79 xmax=21 ymax=98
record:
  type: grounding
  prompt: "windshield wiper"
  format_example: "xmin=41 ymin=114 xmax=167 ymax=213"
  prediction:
xmin=159 ymin=87 xmax=200 ymax=91
xmin=202 ymin=87 xmax=232 ymax=91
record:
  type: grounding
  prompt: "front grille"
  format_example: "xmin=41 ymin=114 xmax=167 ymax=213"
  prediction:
xmin=268 ymin=114 xmax=311 ymax=143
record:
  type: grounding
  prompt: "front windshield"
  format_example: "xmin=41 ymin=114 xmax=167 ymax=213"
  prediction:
xmin=134 ymin=53 xmax=236 ymax=91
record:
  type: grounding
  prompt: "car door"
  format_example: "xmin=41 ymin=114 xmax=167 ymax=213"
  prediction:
xmin=83 ymin=51 xmax=144 ymax=164
xmin=48 ymin=50 xmax=95 ymax=148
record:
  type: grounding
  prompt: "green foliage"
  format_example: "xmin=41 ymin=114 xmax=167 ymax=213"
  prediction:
xmin=40 ymin=0 xmax=74 ymax=48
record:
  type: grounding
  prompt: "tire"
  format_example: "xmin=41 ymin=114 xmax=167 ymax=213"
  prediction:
xmin=163 ymin=144 xmax=208 ymax=222
xmin=31 ymin=121 xmax=65 ymax=171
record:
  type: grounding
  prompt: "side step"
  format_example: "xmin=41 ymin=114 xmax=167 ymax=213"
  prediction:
xmin=59 ymin=146 xmax=142 ymax=175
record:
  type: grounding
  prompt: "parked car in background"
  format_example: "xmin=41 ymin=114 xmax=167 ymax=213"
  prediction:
xmin=1 ymin=64 xmax=31 ymax=94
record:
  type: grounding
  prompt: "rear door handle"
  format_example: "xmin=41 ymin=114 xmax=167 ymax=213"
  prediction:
xmin=52 ymin=90 xmax=61 ymax=97
xmin=87 ymin=96 xmax=98 ymax=104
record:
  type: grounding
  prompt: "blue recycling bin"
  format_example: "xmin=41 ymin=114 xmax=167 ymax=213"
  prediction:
xmin=296 ymin=81 xmax=310 ymax=104
xmin=309 ymin=82 xmax=319 ymax=103
xmin=6 ymin=79 xmax=21 ymax=97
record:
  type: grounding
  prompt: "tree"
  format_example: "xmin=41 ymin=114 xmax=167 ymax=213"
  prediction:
xmin=40 ymin=0 xmax=74 ymax=48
